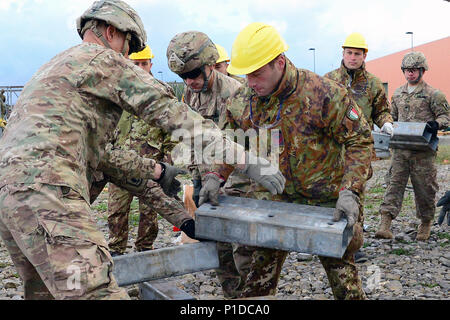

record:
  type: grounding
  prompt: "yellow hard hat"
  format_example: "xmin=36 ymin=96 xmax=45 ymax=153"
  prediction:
xmin=228 ymin=22 xmax=289 ymax=75
xmin=129 ymin=45 xmax=154 ymax=60
xmin=342 ymin=32 xmax=368 ymax=52
xmin=215 ymin=44 xmax=230 ymax=63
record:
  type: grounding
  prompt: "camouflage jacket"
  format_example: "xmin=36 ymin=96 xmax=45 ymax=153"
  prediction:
xmin=324 ymin=61 xmax=393 ymax=129
xmin=112 ymin=109 xmax=176 ymax=163
xmin=391 ymin=81 xmax=449 ymax=129
xmin=0 ymin=43 xmax=244 ymax=204
xmin=217 ymin=58 xmax=373 ymax=202
xmin=183 ymin=70 xmax=242 ymax=123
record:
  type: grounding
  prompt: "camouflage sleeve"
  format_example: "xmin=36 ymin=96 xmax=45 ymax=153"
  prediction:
xmin=391 ymin=96 xmax=399 ymax=121
xmin=113 ymin=111 xmax=134 ymax=147
xmin=98 ymin=143 xmax=158 ymax=180
xmin=324 ymin=84 xmax=373 ymax=195
xmin=431 ymin=90 xmax=450 ymax=129
xmin=95 ymin=52 xmax=245 ymax=169
xmin=371 ymin=81 xmax=393 ymax=127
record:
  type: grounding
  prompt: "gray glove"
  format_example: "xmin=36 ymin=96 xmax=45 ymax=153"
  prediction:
xmin=237 ymin=153 xmax=286 ymax=195
xmin=437 ymin=191 xmax=450 ymax=226
xmin=154 ymin=162 xmax=187 ymax=197
xmin=333 ymin=189 xmax=360 ymax=228
xmin=198 ymin=173 xmax=224 ymax=206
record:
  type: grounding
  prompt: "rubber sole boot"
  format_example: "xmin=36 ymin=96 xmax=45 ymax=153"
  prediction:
xmin=416 ymin=220 xmax=432 ymax=241
xmin=375 ymin=213 xmax=393 ymax=239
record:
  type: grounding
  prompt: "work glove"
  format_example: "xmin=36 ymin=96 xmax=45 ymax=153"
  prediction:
xmin=437 ymin=190 xmax=450 ymax=226
xmin=333 ymin=189 xmax=360 ymax=228
xmin=426 ymin=120 xmax=439 ymax=138
xmin=381 ymin=122 xmax=394 ymax=137
xmin=179 ymin=219 xmax=196 ymax=239
xmin=237 ymin=153 xmax=286 ymax=195
xmin=154 ymin=162 xmax=187 ymax=198
xmin=198 ymin=173 xmax=224 ymax=206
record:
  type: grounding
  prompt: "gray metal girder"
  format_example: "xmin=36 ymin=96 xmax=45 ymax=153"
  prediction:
xmin=195 ymin=196 xmax=353 ymax=258
xmin=390 ymin=121 xmax=438 ymax=151
xmin=372 ymin=131 xmax=391 ymax=158
xmin=112 ymin=241 xmax=219 ymax=287
xmin=139 ymin=280 xmax=196 ymax=300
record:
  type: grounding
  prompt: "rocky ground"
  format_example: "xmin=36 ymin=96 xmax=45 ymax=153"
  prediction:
xmin=0 ymin=157 xmax=448 ymax=300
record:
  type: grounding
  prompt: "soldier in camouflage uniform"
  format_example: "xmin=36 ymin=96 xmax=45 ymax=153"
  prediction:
xmin=0 ymin=89 xmax=6 ymax=120
xmin=376 ymin=51 xmax=450 ymax=241
xmin=324 ymin=32 xmax=394 ymax=263
xmin=214 ymin=44 xmax=246 ymax=84
xmin=166 ymin=31 xmax=242 ymax=206
xmin=0 ymin=1 xmax=285 ymax=300
xmin=107 ymin=45 xmax=182 ymax=255
xmin=200 ymin=23 xmax=373 ymax=300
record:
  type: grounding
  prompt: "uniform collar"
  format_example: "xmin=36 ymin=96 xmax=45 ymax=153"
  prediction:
xmin=401 ymin=80 xmax=426 ymax=94
xmin=340 ymin=60 xmax=366 ymax=80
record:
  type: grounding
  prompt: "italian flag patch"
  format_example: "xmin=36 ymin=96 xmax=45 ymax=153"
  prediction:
xmin=347 ymin=107 xmax=359 ymax=121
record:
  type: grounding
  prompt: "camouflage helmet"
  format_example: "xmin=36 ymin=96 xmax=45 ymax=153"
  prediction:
xmin=166 ymin=31 xmax=219 ymax=75
xmin=401 ymin=51 xmax=429 ymax=71
xmin=76 ymin=0 xmax=147 ymax=55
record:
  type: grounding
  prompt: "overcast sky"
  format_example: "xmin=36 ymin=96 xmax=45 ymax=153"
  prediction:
xmin=0 ymin=0 xmax=449 ymax=86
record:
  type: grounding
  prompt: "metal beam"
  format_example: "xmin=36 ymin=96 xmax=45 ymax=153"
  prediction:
xmin=112 ymin=241 xmax=219 ymax=287
xmin=139 ymin=280 xmax=196 ymax=300
xmin=195 ymin=196 xmax=352 ymax=258
xmin=390 ymin=122 xmax=438 ymax=151
xmin=372 ymin=131 xmax=391 ymax=158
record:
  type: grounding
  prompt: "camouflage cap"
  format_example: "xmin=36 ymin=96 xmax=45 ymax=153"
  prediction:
xmin=401 ymin=51 xmax=429 ymax=71
xmin=166 ymin=31 xmax=219 ymax=74
xmin=76 ymin=0 xmax=147 ymax=54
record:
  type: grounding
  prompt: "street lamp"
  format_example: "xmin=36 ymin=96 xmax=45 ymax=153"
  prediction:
xmin=406 ymin=32 xmax=414 ymax=51
xmin=308 ymin=48 xmax=316 ymax=73
xmin=158 ymin=71 xmax=163 ymax=81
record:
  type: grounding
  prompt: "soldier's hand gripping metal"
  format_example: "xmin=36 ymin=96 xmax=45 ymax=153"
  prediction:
xmin=198 ymin=172 xmax=225 ymax=206
xmin=154 ymin=162 xmax=187 ymax=197
xmin=437 ymin=191 xmax=450 ymax=226
xmin=381 ymin=122 xmax=394 ymax=137
xmin=333 ymin=189 xmax=360 ymax=228
xmin=237 ymin=152 xmax=286 ymax=195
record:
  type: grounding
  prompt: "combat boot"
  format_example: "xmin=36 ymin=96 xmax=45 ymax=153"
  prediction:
xmin=416 ymin=220 xmax=432 ymax=241
xmin=375 ymin=213 xmax=393 ymax=239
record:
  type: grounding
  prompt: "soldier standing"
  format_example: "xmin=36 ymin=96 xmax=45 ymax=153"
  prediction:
xmin=166 ymin=31 xmax=242 ymax=206
xmin=375 ymin=51 xmax=449 ymax=241
xmin=324 ymin=32 xmax=393 ymax=263
xmin=0 ymin=0 xmax=284 ymax=300
xmin=107 ymin=45 xmax=183 ymax=256
xmin=201 ymin=23 xmax=373 ymax=299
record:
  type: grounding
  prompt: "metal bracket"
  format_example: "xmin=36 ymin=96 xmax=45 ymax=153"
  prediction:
xmin=195 ymin=196 xmax=352 ymax=258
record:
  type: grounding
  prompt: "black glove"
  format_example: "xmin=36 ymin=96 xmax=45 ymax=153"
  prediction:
xmin=437 ymin=191 xmax=450 ymax=226
xmin=426 ymin=121 xmax=439 ymax=138
xmin=179 ymin=219 xmax=208 ymax=241
xmin=154 ymin=162 xmax=187 ymax=197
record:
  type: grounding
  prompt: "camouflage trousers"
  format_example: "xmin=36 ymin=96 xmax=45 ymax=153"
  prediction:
xmin=0 ymin=183 xmax=129 ymax=300
xmin=216 ymin=188 xmax=366 ymax=300
xmin=107 ymin=183 xmax=158 ymax=254
xmin=379 ymin=149 xmax=438 ymax=221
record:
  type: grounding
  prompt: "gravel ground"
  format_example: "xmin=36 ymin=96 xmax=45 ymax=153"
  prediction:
xmin=0 ymin=158 xmax=448 ymax=300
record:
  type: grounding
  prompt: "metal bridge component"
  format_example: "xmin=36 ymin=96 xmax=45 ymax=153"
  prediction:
xmin=372 ymin=131 xmax=391 ymax=158
xmin=112 ymin=241 xmax=219 ymax=287
xmin=195 ymin=196 xmax=352 ymax=258
xmin=390 ymin=122 xmax=438 ymax=151
xmin=139 ymin=280 xmax=196 ymax=300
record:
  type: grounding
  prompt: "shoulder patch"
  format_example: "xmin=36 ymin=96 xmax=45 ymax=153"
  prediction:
xmin=347 ymin=107 xmax=360 ymax=121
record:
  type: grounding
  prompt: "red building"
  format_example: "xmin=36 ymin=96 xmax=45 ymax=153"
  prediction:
xmin=365 ymin=36 xmax=450 ymax=101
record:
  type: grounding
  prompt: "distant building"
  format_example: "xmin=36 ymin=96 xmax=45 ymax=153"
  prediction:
xmin=365 ymin=36 xmax=450 ymax=100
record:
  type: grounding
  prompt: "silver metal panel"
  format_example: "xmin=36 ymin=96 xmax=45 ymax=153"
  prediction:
xmin=112 ymin=242 xmax=219 ymax=286
xmin=372 ymin=131 xmax=390 ymax=151
xmin=139 ymin=280 xmax=196 ymax=300
xmin=195 ymin=196 xmax=353 ymax=258
xmin=390 ymin=122 xmax=439 ymax=151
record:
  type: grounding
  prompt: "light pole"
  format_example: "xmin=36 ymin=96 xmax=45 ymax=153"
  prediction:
xmin=309 ymin=48 xmax=316 ymax=73
xmin=406 ymin=32 xmax=414 ymax=51
xmin=158 ymin=71 xmax=163 ymax=81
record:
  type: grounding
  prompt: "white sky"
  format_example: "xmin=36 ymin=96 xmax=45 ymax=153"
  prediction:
xmin=0 ymin=0 xmax=449 ymax=85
